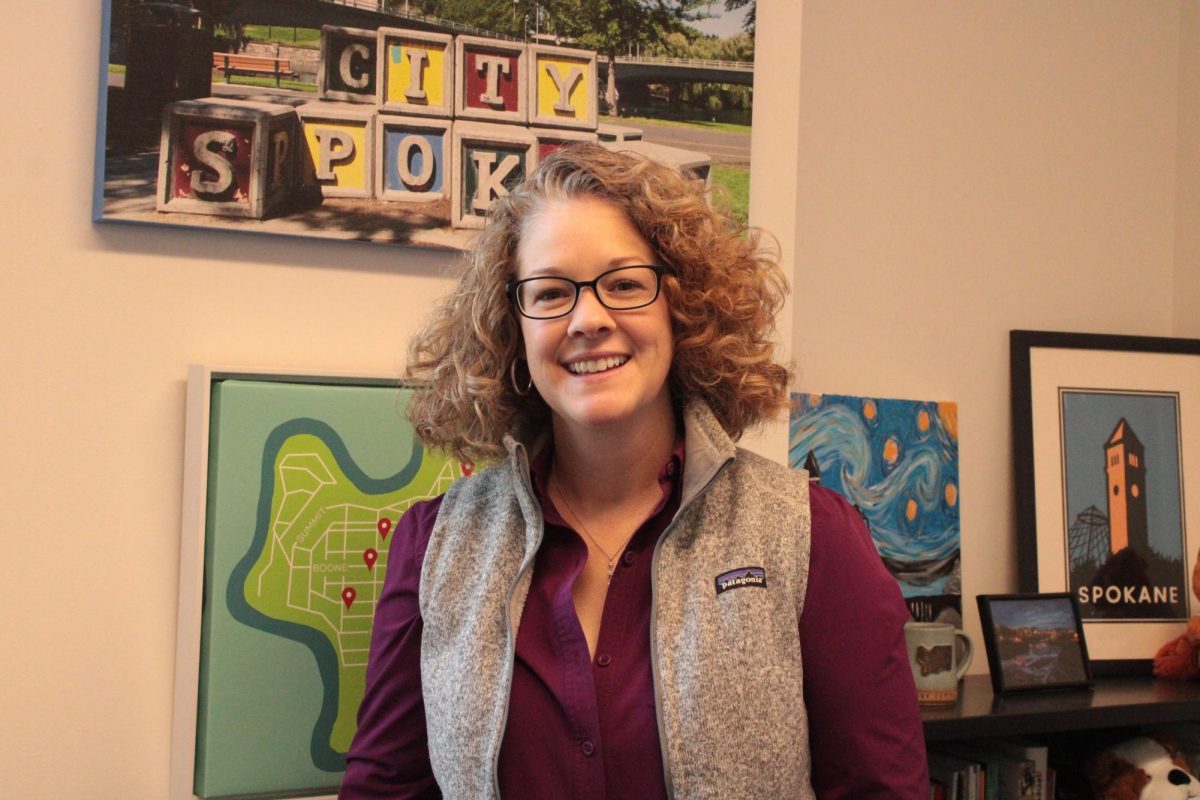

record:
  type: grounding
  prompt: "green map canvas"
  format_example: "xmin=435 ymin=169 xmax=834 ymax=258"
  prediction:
xmin=195 ymin=379 xmax=467 ymax=798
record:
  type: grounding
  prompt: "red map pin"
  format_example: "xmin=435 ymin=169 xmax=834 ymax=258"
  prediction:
xmin=461 ymin=461 xmax=474 ymax=477
xmin=363 ymin=549 xmax=378 ymax=571
xmin=342 ymin=587 xmax=357 ymax=609
xmin=377 ymin=518 xmax=392 ymax=540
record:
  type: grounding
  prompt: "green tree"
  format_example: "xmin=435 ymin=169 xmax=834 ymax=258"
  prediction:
xmin=552 ymin=0 xmax=708 ymax=114
xmin=724 ymin=0 xmax=754 ymax=36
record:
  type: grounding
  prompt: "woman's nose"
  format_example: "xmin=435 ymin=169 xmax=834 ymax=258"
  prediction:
xmin=566 ymin=287 xmax=614 ymax=336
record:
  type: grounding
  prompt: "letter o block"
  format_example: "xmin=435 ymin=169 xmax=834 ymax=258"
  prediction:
xmin=297 ymin=101 xmax=376 ymax=199
xmin=377 ymin=28 xmax=454 ymax=118
xmin=376 ymin=116 xmax=452 ymax=202
xmin=529 ymin=44 xmax=597 ymax=130
xmin=454 ymin=36 xmax=526 ymax=124
xmin=156 ymin=98 xmax=296 ymax=219
xmin=451 ymin=122 xmax=535 ymax=229
xmin=319 ymin=25 xmax=377 ymax=104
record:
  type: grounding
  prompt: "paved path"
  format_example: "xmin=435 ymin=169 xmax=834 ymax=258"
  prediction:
xmin=630 ymin=120 xmax=751 ymax=165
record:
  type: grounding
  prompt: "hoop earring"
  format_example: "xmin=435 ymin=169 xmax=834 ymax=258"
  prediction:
xmin=509 ymin=359 xmax=533 ymax=397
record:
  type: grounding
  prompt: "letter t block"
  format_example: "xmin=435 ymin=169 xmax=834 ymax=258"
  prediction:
xmin=454 ymin=36 xmax=527 ymax=124
xmin=156 ymin=98 xmax=296 ymax=219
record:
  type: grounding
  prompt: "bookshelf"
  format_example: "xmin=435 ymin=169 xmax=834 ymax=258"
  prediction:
xmin=923 ymin=674 xmax=1200 ymax=742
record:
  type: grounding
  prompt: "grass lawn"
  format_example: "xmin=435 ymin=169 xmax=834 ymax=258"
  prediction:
xmin=711 ymin=163 xmax=749 ymax=225
xmin=242 ymin=25 xmax=320 ymax=47
xmin=211 ymin=72 xmax=317 ymax=92
xmin=601 ymin=114 xmax=750 ymax=136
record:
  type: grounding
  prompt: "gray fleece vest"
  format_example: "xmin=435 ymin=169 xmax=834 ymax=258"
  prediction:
xmin=419 ymin=402 xmax=815 ymax=799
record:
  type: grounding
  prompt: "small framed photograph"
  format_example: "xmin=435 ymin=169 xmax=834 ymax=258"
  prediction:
xmin=977 ymin=592 xmax=1094 ymax=694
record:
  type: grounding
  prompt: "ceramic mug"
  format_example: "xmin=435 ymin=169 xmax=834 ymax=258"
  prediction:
xmin=903 ymin=621 xmax=973 ymax=705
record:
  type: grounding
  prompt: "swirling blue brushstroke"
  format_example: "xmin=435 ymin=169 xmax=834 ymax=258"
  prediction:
xmin=788 ymin=395 xmax=960 ymax=597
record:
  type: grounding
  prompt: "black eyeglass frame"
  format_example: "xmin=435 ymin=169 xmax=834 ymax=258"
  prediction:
xmin=506 ymin=265 xmax=669 ymax=320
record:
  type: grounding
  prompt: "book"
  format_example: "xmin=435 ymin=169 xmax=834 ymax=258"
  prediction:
xmin=977 ymin=738 xmax=1049 ymax=800
xmin=937 ymin=741 xmax=1038 ymax=800
xmin=928 ymin=750 xmax=980 ymax=800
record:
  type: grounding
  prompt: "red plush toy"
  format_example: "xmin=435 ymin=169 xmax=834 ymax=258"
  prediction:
xmin=1154 ymin=551 xmax=1200 ymax=680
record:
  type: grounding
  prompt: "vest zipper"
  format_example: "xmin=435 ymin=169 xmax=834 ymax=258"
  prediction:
xmin=649 ymin=453 xmax=734 ymax=800
xmin=492 ymin=463 xmax=544 ymax=799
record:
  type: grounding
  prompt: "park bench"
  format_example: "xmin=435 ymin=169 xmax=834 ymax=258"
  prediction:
xmin=212 ymin=53 xmax=294 ymax=87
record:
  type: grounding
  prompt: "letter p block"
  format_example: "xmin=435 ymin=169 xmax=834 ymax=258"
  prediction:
xmin=156 ymin=98 xmax=296 ymax=219
xmin=529 ymin=44 xmax=597 ymax=130
xmin=297 ymin=101 xmax=376 ymax=199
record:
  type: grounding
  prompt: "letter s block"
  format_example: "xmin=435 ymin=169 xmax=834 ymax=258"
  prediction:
xmin=376 ymin=116 xmax=451 ymax=202
xmin=319 ymin=25 xmax=377 ymax=103
xmin=454 ymin=36 xmax=526 ymax=124
xmin=451 ymin=122 xmax=535 ymax=229
xmin=377 ymin=27 xmax=454 ymax=118
xmin=156 ymin=98 xmax=296 ymax=219
xmin=528 ymin=44 xmax=597 ymax=130
xmin=297 ymin=101 xmax=376 ymax=199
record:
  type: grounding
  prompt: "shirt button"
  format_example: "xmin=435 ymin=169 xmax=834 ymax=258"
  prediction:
xmin=597 ymin=653 xmax=612 ymax=667
xmin=622 ymin=551 xmax=636 ymax=566
xmin=581 ymin=740 xmax=595 ymax=757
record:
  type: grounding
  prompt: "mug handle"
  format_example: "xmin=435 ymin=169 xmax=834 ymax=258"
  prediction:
xmin=954 ymin=631 xmax=973 ymax=680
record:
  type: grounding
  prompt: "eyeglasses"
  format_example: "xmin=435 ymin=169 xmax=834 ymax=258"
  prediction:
xmin=506 ymin=265 xmax=668 ymax=320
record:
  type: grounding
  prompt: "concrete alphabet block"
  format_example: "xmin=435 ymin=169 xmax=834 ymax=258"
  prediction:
xmin=603 ymin=139 xmax=712 ymax=201
xmin=375 ymin=116 xmax=452 ymax=202
xmin=451 ymin=121 xmax=535 ymax=229
xmin=297 ymin=101 xmax=376 ymax=199
xmin=377 ymin=28 xmax=454 ymax=119
xmin=156 ymin=98 xmax=296 ymax=219
xmin=319 ymin=25 xmax=377 ymax=103
xmin=528 ymin=43 xmax=597 ymax=131
xmin=453 ymin=36 xmax=527 ymax=125
xmin=534 ymin=128 xmax=598 ymax=162
xmin=597 ymin=122 xmax=644 ymax=142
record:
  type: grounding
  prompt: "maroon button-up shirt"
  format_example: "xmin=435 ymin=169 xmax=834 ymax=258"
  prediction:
xmin=341 ymin=448 xmax=928 ymax=799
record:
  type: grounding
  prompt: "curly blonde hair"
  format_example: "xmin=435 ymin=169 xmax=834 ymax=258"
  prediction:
xmin=406 ymin=143 xmax=791 ymax=463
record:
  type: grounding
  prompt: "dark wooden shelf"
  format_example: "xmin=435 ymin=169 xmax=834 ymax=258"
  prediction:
xmin=922 ymin=674 xmax=1200 ymax=742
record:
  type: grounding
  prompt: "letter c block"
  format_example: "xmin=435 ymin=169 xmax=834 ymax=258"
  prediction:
xmin=376 ymin=116 xmax=452 ymax=202
xmin=529 ymin=44 xmax=597 ymax=130
xmin=454 ymin=36 xmax=527 ymax=124
xmin=319 ymin=25 xmax=377 ymax=103
xmin=377 ymin=27 xmax=454 ymax=118
xmin=156 ymin=98 xmax=296 ymax=219
xmin=297 ymin=101 xmax=376 ymax=199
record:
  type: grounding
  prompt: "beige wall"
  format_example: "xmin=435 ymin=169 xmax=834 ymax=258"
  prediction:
xmin=0 ymin=1 xmax=1195 ymax=795
xmin=1177 ymin=0 xmax=1200 ymax=336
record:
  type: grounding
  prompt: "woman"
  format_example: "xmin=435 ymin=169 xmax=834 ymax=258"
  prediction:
xmin=340 ymin=144 xmax=928 ymax=799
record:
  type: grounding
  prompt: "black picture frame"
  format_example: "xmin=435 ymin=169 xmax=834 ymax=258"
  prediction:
xmin=1010 ymin=330 xmax=1200 ymax=676
xmin=977 ymin=592 xmax=1093 ymax=694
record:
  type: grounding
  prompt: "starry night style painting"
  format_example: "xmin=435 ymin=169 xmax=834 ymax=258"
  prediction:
xmin=1060 ymin=389 xmax=1187 ymax=622
xmin=789 ymin=393 xmax=961 ymax=624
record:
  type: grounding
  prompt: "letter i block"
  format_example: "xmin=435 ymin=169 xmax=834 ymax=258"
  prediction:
xmin=451 ymin=122 xmax=535 ymax=229
xmin=375 ymin=116 xmax=452 ymax=202
xmin=377 ymin=28 xmax=454 ymax=118
xmin=534 ymin=128 xmax=597 ymax=162
xmin=297 ymin=101 xmax=376 ymax=199
xmin=528 ymin=44 xmax=597 ymax=131
xmin=454 ymin=36 xmax=527 ymax=124
xmin=156 ymin=98 xmax=296 ymax=219
xmin=319 ymin=25 xmax=377 ymax=103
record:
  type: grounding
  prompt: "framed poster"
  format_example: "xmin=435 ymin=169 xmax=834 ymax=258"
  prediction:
xmin=1011 ymin=330 xmax=1200 ymax=674
xmin=789 ymin=393 xmax=962 ymax=625
xmin=170 ymin=366 xmax=470 ymax=799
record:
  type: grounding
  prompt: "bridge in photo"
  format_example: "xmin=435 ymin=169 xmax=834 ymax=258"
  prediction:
xmin=600 ymin=56 xmax=755 ymax=87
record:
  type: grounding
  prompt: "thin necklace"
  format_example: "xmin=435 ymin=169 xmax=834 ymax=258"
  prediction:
xmin=551 ymin=468 xmax=638 ymax=582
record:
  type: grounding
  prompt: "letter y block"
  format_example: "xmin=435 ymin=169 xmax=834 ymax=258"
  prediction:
xmin=528 ymin=43 xmax=597 ymax=130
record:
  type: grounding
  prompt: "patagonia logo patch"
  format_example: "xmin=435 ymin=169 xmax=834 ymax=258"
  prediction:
xmin=714 ymin=566 xmax=767 ymax=595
